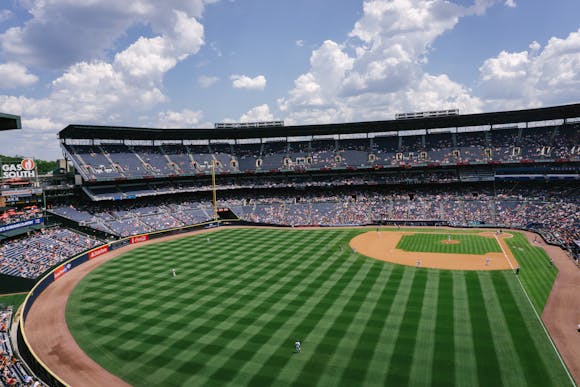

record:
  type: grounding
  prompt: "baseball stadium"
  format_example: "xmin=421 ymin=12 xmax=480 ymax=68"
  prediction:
xmin=1 ymin=104 xmax=579 ymax=386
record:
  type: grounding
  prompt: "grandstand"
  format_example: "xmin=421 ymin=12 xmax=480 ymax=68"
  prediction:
xmin=47 ymin=103 xmax=579 ymax=247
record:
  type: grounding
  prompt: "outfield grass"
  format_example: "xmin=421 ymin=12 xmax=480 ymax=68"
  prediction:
xmin=66 ymin=228 xmax=571 ymax=386
xmin=396 ymin=233 xmax=502 ymax=255
xmin=504 ymin=232 xmax=558 ymax=311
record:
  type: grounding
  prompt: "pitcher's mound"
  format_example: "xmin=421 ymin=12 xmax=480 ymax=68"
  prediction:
xmin=441 ymin=239 xmax=460 ymax=245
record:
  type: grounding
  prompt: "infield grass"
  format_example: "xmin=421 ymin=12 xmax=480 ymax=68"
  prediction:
xmin=66 ymin=228 xmax=571 ymax=386
xmin=396 ymin=233 xmax=502 ymax=254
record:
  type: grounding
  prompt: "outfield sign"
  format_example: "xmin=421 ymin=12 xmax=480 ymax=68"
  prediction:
xmin=130 ymin=234 xmax=149 ymax=244
xmin=53 ymin=262 xmax=72 ymax=281
xmin=1 ymin=158 xmax=36 ymax=179
xmin=88 ymin=245 xmax=109 ymax=259
xmin=0 ymin=217 xmax=43 ymax=233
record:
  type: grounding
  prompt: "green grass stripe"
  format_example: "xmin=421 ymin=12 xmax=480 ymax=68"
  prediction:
xmin=335 ymin=265 xmax=405 ymax=386
xmin=397 ymin=233 xmax=501 ymax=255
xmin=384 ymin=269 xmax=428 ymax=386
xmin=465 ymin=272 xmax=503 ymax=387
xmin=489 ymin=272 xmax=552 ymax=386
xmin=168 ymin=232 xmax=351 ymax=385
xmin=288 ymin=260 xmax=383 ymax=386
xmin=431 ymin=270 xmax=455 ymax=386
xmin=498 ymin=271 xmax=573 ymax=386
xmin=206 ymin=248 xmax=362 ymax=384
xmin=504 ymin=232 xmax=557 ymax=312
xmin=478 ymin=272 xmax=528 ymax=386
xmin=314 ymin=263 xmax=394 ymax=387
xmin=452 ymin=271 xmax=478 ymax=387
xmin=408 ymin=270 xmax=438 ymax=386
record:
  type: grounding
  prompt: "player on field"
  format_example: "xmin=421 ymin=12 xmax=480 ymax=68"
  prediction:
xmin=171 ymin=268 xmax=176 ymax=278
xmin=295 ymin=340 xmax=301 ymax=353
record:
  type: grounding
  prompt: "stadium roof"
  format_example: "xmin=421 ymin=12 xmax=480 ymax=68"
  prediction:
xmin=0 ymin=112 xmax=22 ymax=131
xmin=59 ymin=103 xmax=580 ymax=141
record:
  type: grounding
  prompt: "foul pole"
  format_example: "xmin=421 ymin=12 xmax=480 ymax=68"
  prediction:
xmin=211 ymin=161 xmax=218 ymax=221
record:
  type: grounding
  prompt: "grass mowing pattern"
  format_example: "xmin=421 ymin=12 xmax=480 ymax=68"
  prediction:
xmin=396 ymin=233 xmax=502 ymax=255
xmin=66 ymin=228 xmax=571 ymax=386
xmin=504 ymin=232 xmax=557 ymax=311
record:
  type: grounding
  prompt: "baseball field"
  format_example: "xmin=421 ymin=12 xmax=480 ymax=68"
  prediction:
xmin=60 ymin=227 xmax=571 ymax=386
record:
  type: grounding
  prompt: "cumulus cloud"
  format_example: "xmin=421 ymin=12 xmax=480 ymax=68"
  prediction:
xmin=505 ymin=0 xmax=517 ymax=8
xmin=198 ymin=75 xmax=219 ymax=88
xmin=230 ymin=74 xmax=267 ymax=90
xmin=278 ymin=0 xmax=496 ymax=124
xmin=239 ymin=104 xmax=275 ymax=122
xmin=157 ymin=109 xmax=205 ymax=128
xmin=479 ymin=28 xmax=580 ymax=109
xmin=0 ymin=63 xmax=38 ymax=88
xmin=0 ymin=2 xmax=212 ymax=158
xmin=0 ymin=0 xmax=212 ymax=69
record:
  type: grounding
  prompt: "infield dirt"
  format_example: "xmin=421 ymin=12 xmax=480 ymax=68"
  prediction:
xmin=349 ymin=231 xmax=518 ymax=270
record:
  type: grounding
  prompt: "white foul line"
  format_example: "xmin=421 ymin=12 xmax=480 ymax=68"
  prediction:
xmin=497 ymin=233 xmax=576 ymax=386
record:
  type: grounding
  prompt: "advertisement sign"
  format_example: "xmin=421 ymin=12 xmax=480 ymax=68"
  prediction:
xmin=1 ymin=158 xmax=36 ymax=179
xmin=0 ymin=217 xmax=43 ymax=233
xmin=53 ymin=262 xmax=72 ymax=281
xmin=88 ymin=245 xmax=109 ymax=259
xmin=130 ymin=234 xmax=149 ymax=244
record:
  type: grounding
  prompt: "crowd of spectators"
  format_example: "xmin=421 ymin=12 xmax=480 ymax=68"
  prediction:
xmin=1 ymin=307 xmax=40 ymax=386
xmin=0 ymin=227 xmax=101 ymax=279
xmin=63 ymin=124 xmax=580 ymax=181
xmin=48 ymin=183 xmax=579 ymax=250
xmin=0 ymin=207 xmax=41 ymax=228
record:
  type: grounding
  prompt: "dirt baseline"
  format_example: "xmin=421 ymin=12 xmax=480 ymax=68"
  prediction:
xmin=349 ymin=231 xmax=518 ymax=270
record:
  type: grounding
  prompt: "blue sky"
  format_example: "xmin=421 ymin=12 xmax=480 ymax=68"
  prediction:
xmin=1 ymin=0 xmax=580 ymax=159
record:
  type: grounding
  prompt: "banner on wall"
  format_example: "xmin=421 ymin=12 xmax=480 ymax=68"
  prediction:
xmin=88 ymin=245 xmax=109 ymax=259
xmin=53 ymin=263 xmax=72 ymax=281
xmin=130 ymin=234 xmax=149 ymax=244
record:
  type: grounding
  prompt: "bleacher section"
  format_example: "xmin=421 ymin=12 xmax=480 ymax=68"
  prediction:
xmin=0 ymin=227 xmax=101 ymax=279
xmin=62 ymin=123 xmax=580 ymax=183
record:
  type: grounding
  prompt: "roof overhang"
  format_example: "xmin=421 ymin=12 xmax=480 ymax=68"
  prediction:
xmin=58 ymin=103 xmax=580 ymax=141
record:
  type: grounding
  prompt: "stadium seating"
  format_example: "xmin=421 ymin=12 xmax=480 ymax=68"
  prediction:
xmin=61 ymin=123 xmax=580 ymax=182
xmin=0 ymin=227 xmax=101 ymax=279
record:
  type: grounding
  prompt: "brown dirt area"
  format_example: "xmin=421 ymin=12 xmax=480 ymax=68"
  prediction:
xmin=349 ymin=230 xmax=517 ymax=270
xmin=21 ymin=226 xmax=579 ymax=386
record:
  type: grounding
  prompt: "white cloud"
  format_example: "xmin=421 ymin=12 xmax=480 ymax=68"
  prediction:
xmin=198 ymin=75 xmax=219 ymax=88
xmin=230 ymin=74 xmax=267 ymax=90
xmin=279 ymin=0 xmax=494 ymax=124
xmin=0 ymin=0 xmax=212 ymax=69
xmin=0 ymin=62 xmax=38 ymax=88
xmin=239 ymin=104 xmax=274 ymax=122
xmin=296 ymin=40 xmax=305 ymax=47
xmin=157 ymin=109 xmax=204 ymax=128
xmin=479 ymin=28 xmax=580 ymax=108
xmin=504 ymin=0 xmax=516 ymax=8
xmin=0 ymin=2 xmax=211 ymax=159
